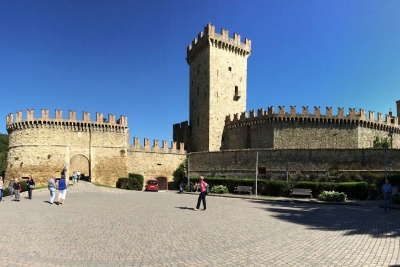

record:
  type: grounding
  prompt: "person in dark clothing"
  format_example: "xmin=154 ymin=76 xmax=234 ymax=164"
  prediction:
xmin=13 ymin=178 xmax=20 ymax=201
xmin=26 ymin=175 xmax=35 ymax=199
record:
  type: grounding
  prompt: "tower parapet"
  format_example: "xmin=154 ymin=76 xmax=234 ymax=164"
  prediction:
xmin=6 ymin=109 xmax=128 ymax=133
xmin=225 ymin=106 xmax=400 ymax=133
xmin=186 ymin=23 xmax=251 ymax=64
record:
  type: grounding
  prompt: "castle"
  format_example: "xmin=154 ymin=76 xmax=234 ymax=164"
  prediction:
xmin=5 ymin=110 xmax=185 ymax=187
xmin=173 ymin=23 xmax=400 ymax=178
xmin=5 ymin=23 xmax=400 ymax=186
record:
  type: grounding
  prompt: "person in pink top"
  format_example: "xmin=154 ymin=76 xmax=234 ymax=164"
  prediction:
xmin=194 ymin=176 xmax=208 ymax=211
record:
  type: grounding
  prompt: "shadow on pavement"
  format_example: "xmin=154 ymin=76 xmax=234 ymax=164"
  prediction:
xmin=249 ymin=200 xmax=400 ymax=238
xmin=175 ymin=207 xmax=194 ymax=210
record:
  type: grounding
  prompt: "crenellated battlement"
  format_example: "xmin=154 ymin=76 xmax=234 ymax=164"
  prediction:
xmin=186 ymin=23 xmax=251 ymax=63
xmin=225 ymin=106 xmax=400 ymax=132
xmin=129 ymin=137 xmax=185 ymax=154
xmin=6 ymin=109 xmax=128 ymax=132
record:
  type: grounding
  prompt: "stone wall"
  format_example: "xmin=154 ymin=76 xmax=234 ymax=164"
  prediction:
xmin=189 ymin=149 xmax=400 ymax=178
xmin=6 ymin=122 xmax=129 ymax=186
xmin=5 ymin=109 xmax=188 ymax=189
xmin=223 ymin=120 xmax=399 ymax=150
xmin=127 ymin=148 xmax=186 ymax=188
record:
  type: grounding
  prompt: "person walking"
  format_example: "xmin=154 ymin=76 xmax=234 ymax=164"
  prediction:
xmin=194 ymin=176 xmax=208 ymax=211
xmin=57 ymin=176 xmax=67 ymax=205
xmin=48 ymin=174 xmax=56 ymax=204
xmin=72 ymin=172 xmax=76 ymax=183
xmin=26 ymin=175 xmax=35 ymax=199
xmin=13 ymin=178 xmax=20 ymax=201
xmin=0 ymin=176 xmax=3 ymax=202
xmin=8 ymin=178 xmax=14 ymax=198
xmin=382 ymin=179 xmax=392 ymax=213
xmin=63 ymin=167 xmax=67 ymax=180
xmin=77 ymin=170 xmax=81 ymax=182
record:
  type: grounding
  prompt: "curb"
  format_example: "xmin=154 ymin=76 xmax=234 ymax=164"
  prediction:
xmin=182 ymin=191 xmax=400 ymax=209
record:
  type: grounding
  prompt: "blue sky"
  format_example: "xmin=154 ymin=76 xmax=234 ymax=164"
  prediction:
xmin=1 ymin=1 xmax=399 ymax=146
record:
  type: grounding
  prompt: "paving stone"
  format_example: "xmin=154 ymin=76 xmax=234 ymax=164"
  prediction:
xmin=0 ymin=182 xmax=399 ymax=266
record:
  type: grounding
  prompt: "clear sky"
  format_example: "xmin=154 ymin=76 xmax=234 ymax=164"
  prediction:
xmin=1 ymin=1 xmax=399 ymax=146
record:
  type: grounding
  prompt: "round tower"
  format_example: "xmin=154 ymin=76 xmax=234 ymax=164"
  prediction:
xmin=186 ymin=23 xmax=251 ymax=152
xmin=5 ymin=109 xmax=129 ymax=185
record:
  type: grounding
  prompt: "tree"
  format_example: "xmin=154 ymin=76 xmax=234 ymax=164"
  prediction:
xmin=0 ymin=133 xmax=9 ymax=177
xmin=173 ymin=158 xmax=188 ymax=183
xmin=372 ymin=136 xmax=390 ymax=148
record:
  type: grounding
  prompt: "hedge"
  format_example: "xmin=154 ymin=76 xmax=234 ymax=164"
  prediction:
xmin=188 ymin=177 xmax=369 ymax=200
xmin=128 ymin=173 xmax=144 ymax=190
xmin=116 ymin=177 xmax=141 ymax=190
xmin=116 ymin=173 xmax=144 ymax=191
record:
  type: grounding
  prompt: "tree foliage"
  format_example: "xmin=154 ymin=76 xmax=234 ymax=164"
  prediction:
xmin=173 ymin=158 xmax=188 ymax=183
xmin=0 ymin=133 xmax=9 ymax=177
xmin=372 ymin=136 xmax=390 ymax=148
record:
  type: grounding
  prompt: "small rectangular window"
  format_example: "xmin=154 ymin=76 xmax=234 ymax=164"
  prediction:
xmin=228 ymin=67 xmax=232 ymax=71
xmin=197 ymin=87 xmax=199 ymax=95
xmin=197 ymin=117 xmax=199 ymax=126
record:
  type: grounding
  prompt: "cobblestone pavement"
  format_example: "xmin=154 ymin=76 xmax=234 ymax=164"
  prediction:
xmin=0 ymin=182 xmax=399 ymax=267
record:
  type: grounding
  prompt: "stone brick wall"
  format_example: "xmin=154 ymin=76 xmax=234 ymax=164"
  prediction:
xmin=5 ymin=110 xmax=188 ymax=189
xmin=224 ymin=118 xmax=399 ymax=149
xmin=6 ymin=121 xmax=129 ymax=186
xmin=189 ymin=149 xmax=400 ymax=178
xmin=127 ymin=148 xmax=186 ymax=189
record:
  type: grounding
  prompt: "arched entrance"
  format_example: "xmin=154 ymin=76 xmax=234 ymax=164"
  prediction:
xmin=156 ymin=177 xmax=168 ymax=190
xmin=70 ymin=154 xmax=90 ymax=182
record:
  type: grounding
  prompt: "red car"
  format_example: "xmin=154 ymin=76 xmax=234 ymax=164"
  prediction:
xmin=145 ymin=180 xmax=159 ymax=192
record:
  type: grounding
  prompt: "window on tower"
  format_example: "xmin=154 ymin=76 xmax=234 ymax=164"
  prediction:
xmin=228 ymin=67 xmax=232 ymax=71
xmin=234 ymin=86 xmax=240 ymax=101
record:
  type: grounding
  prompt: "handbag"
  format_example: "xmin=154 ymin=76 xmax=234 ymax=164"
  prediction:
xmin=29 ymin=185 xmax=34 ymax=189
xmin=19 ymin=184 xmax=22 ymax=192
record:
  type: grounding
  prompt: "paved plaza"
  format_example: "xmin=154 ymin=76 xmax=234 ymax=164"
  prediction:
xmin=0 ymin=182 xmax=399 ymax=267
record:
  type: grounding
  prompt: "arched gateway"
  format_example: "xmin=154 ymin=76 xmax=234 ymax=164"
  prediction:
xmin=70 ymin=154 xmax=90 ymax=182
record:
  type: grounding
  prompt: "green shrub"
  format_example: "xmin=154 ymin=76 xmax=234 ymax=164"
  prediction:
xmin=318 ymin=191 xmax=347 ymax=202
xmin=116 ymin=178 xmax=140 ymax=190
xmin=392 ymin=193 xmax=400 ymax=204
xmin=210 ymin=185 xmax=229 ymax=194
xmin=129 ymin=173 xmax=144 ymax=190
xmin=20 ymin=180 xmax=27 ymax=192
xmin=3 ymin=187 xmax=10 ymax=196
xmin=257 ymin=180 xmax=292 ymax=197
xmin=336 ymin=182 xmax=368 ymax=200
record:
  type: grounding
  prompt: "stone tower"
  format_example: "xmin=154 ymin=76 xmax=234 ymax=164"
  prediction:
xmin=397 ymin=100 xmax=400 ymax=119
xmin=186 ymin=23 xmax=251 ymax=152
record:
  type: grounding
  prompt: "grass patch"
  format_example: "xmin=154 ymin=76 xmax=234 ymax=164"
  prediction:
xmin=256 ymin=195 xmax=278 ymax=199
xmin=34 ymin=186 xmax=47 ymax=190
xmin=94 ymin=183 xmax=116 ymax=188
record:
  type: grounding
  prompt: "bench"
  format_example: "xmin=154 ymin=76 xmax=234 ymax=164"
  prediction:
xmin=290 ymin=188 xmax=312 ymax=199
xmin=234 ymin=186 xmax=252 ymax=195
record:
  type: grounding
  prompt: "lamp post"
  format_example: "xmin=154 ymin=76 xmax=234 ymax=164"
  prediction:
xmin=255 ymin=149 xmax=259 ymax=197
xmin=388 ymin=130 xmax=393 ymax=149
xmin=187 ymin=153 xmax=190 ymax=191
xmin=384 ymin=144 xmax=388 ymax=182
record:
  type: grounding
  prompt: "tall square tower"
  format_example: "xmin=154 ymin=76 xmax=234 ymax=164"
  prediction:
xmin=186 ymin=23 xmax=251 ymax=152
